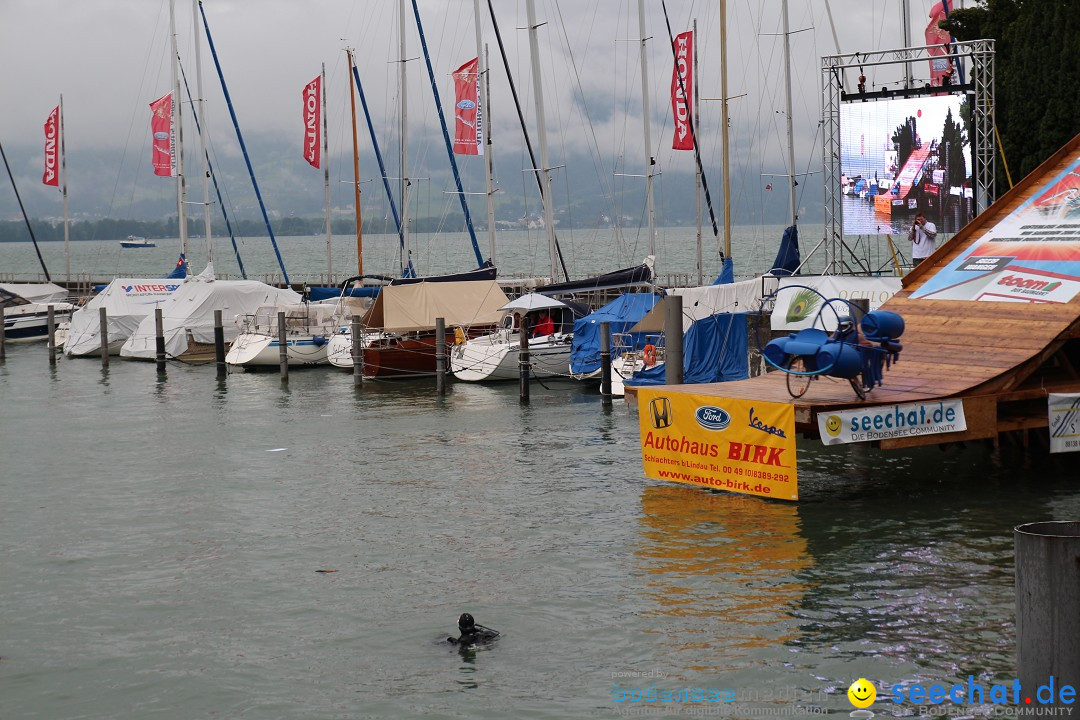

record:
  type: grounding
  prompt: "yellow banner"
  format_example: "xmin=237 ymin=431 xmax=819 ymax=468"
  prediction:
xmin=637 ymin=389 xmax=798 ymax=501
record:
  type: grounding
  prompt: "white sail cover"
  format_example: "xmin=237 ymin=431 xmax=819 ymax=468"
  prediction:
xmin=630 ymin=276 xmax=779 ymax=333
xmin=120 ymin=267 xmax=301 ymax=358
xmin=0 ymin=282 xmax=69 ymax=304
xmin=64 ymin=277 xmax=185 ymax=356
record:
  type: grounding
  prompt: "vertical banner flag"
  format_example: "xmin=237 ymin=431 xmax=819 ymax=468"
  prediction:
xmin=671 ymin=30 xmax=694 ymax=151
xmin=925 ymin=1 xmax=953 ymax=85
xmin=149 ymin=92 xmax=175 ymax=177
xmin=302 ymin=75 xmax=321 ymax=169
xmin=638 ymin=388 xmax=798 ymax=500
xmin=42 ymin=105 xmax=60 ymax=186
xmin=452 ymin=58 xmax=483 ymax=156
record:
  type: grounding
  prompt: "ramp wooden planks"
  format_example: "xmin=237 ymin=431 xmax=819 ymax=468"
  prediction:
xmin=641 ymin=132 xmax=1080 ymax=450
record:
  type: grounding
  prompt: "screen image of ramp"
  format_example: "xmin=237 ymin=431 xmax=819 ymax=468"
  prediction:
xmin=839 ymin=94 xmax=972 ymax=236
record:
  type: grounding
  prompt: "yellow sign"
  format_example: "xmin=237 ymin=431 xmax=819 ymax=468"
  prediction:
xmin=637 ymin=389 xmax=798 ymax=501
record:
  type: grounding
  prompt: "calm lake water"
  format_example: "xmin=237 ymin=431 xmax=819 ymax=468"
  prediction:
xmin=2 ymin=340 xmax=1078 ymax=719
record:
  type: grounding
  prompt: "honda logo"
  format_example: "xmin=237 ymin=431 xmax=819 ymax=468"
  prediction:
xmin=649 ymin=396 xmax=673 ymax=429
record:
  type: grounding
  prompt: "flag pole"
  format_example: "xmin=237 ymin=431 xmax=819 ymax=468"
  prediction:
xmin=60 ymin=95 xmax=70 ymax=284
xmin=322 ymin=62 xmax=333 ymax=283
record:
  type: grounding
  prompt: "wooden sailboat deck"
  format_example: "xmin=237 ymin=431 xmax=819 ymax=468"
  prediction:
xmin=632 ymin=133 xmax=1080 ymax=450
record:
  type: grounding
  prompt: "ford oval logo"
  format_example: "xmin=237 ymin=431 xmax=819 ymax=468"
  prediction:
xmin=153 ymin=132 xmax=169 ymax=140
xmin=456 ymin=99 xmax=476 ymax=110
xmin=695 ymin=406 xmax=731 ymax=431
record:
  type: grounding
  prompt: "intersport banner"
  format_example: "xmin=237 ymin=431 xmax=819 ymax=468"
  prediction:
xmin=149 ymin=92 xmax=175 ymax=178
xmin=43 ymin=105 xmax=59 ymax=186
xmin=452 ymin=58 xmax=483 ymax=156
xmin=302 ymin=75 xmax=321 ymax=169
xmin=638 ymin=388 xmax=798 ymax=501
xmin=671 ymin=30 xmax=694 ymax=151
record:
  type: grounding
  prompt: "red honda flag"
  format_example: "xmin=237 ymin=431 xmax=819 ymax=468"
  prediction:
xmin=452 ymin=58 xmax=483 ymax=156
xmin=149 ymin=92 xmax=175 ymax=177
xmin=671 ymin=30 xmax=694 ymax=151
xmin=926 ymin=1 xmax=953 ymax=86
xmin=302 ymin=75 xmax=321 ymax=169
xmin=42 ymin=105 xmax=60 ymax=186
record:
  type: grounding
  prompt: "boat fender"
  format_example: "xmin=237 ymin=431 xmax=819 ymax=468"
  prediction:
xmin=454 ymin=327 xmax=467 ymax=345
xmin=312 ymin=336 xmax=327 ymax=347
xmin=643 ymin=344 xmax=657 ymax=367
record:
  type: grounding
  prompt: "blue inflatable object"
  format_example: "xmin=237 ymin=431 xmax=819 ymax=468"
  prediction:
xmin=861 ymin=310 xmax=905 ymax=341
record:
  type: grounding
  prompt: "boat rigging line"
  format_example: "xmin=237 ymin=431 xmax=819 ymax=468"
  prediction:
xmin=0 ymin=138 xmax=50 ymax=281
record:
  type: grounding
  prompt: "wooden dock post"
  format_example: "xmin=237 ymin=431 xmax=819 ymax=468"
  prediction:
xmin=435 ymin=317 xmax=446 ymax=396
xmin=99 ymin=307 xmax=109 ymax=368
xmin=664 ymin=295 xmax=683 ymax=385
xmin=0 ymin=307 xmax=6 ymax=361
xmin=154 ymin=308 xmax=166 ymax=373
xmin=47 ymin=305 xmax=56 ymax=366
xmin=351 ymin=315 xmax=362 ymax=387
xmin=1015 ymin=521 xmax=1080 ymax=709
xmin=214 ymin=310 xmax=226 ymax=378
xmin=600 ymin=321 xmax=612 ymax=407
xmin=519 ymin=316 xmax=530 ymax=404
xmin=278 ymin=311 xmax=288 ymax=382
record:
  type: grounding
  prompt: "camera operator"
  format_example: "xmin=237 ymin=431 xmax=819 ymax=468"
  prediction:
xmin=908 ymin=212 xmax=938 ymax=267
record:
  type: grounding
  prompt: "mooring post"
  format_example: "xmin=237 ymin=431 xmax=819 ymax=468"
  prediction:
xmin=351 ymin=315 xmax=362 ymax=387
xmin=99 ymin=307 xmax=109 ymax=368
xmin=519 ymin=316 xmax=530 ymax=404
xmin=0 ymin=307 xmax=6 ymax=361
xmin=154 ymin=307 xmax=166 ymax=373
xmin=214 ymin=309 xmax=226 ymax=378
xmin=47 ymin=305 xmax=57 ymax=366
xmin=1015 ymin=521 xmax=1080 ymax=709
xmin=435 ymin=317 xmax=447 ymax=396
xmin=664 ymin=295 xmax=683 ymax=385
xmin=600 ymin=321 xmax=612 ymax=407
xmin=278 ymin=310 xmax=288 ymax=382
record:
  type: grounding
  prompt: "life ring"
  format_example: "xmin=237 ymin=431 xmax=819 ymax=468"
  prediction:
xmin=642 ymin=344 xmax=657 ymax=367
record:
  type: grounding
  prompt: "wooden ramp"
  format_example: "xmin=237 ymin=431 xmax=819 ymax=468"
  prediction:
xmin=640 ymin=132 xmax=1080 ymax=450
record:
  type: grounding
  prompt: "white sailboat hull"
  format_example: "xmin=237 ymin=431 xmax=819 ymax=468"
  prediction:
xmin=450 ymin=330 xmax=573 ymax=382
xmin=225 ymin=333 xmax=330 ymax=367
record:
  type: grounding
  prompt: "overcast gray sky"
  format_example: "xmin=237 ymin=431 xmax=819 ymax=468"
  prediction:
xmin=2 ymin=0 xmax=937 ymax=223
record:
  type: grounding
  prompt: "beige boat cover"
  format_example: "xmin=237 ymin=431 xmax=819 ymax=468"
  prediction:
xmin=363 ymin=280 xmax=510 ymax=332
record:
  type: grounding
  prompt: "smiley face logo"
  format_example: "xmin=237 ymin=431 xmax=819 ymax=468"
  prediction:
xmin=848 ymin=678 xmax=876 ymax=708
xmin=825 ymin=415 xmax=843 ymax=437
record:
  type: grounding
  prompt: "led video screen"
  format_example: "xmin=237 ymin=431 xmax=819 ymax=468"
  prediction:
xmin=840 ymin=94 xmax=973 ymax=236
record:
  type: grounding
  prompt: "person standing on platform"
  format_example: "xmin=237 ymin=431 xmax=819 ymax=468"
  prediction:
xmin=909 ymin=212 xmax=938 ymax=268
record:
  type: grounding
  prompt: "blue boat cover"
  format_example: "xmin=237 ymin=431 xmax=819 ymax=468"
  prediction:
xmin=625 ymin=313 xmax=749 ymax=386
xmin=569 ymin=293 xmax=658 ymax=375
xmin=164 ymin=254 xmax=187 ymax=279
xmin=307 ymin=285 xmax=382 ymax=301
xmin=770 ymin=225 xmax=800 ymax=276
xmin=712 ymin=256 xmax=735 ymax=285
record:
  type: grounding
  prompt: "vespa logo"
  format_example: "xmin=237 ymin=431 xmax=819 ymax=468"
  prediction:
xmin=456 ymin=99 xmax=476 ymax=110
xmin=648 ymin=397 xmax=673 ymax=429
xmin=695 ymin=406 xmax=731 ymax=431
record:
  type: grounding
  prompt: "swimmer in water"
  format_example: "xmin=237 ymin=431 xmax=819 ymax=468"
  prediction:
xmin=447 ymin=613 xmax=500 ymax=646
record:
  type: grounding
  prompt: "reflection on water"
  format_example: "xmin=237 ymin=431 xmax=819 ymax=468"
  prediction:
xmin=636 ymin=485 xmax=810 ymax=676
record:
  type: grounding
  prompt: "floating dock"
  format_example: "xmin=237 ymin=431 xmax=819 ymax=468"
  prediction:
xmin=634 ymin=132 xmax=1080 ymax=451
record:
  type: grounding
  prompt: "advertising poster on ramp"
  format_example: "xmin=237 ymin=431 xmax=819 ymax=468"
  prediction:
xmin=637 ymin=388 xmax=798 ymax=501
xmin=912 ymin=156 xmax=1080 ymax=303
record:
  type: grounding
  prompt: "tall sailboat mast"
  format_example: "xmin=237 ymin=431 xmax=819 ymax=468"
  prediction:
xmin=719 ymin=0 xmax=732 ymax=259
xmin=59 ymin=95 xmax=70 ymax=283
xmin=191 ymin=0 xmax=212 ymax=264
xmin=169 ymin=0 xmax=188 ymax=266
xmin=693 ymin=19 xmax=702 ymax=284
xmin=398 ymin=0 xmax=411 ymax=276
xmin=347 ymin=50 xmax=364 ymax=276
xmin=637 ymin=0 xmax=656 ymax=256
xmin=525 ymin=0 xmax=560 ymax=282
xmin=473 ymin=0 xmax=496 ymax=264
xmin=781 ymin=0 xmax=797 ymax=227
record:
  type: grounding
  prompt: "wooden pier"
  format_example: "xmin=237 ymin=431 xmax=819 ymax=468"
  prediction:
xmin=632 ymin=132 xmax=1080 ymax=450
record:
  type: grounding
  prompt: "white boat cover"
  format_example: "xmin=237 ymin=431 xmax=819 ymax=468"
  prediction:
xmin=630 ymin=276 xmax=779 ymax=332
xmin=499 ymin=292 xmax=569 ymax=312
xmin=64 ymin=277 xmax=186 ymax=356
xmin=120 ymin=265 xmax=301 ymax=358
xmin=363 ymin=280 xmax=509 ymax=332
xmin=235 ymin=301 xmax=350 ymax=333
xmin=0 ymin=282 xmax=69 ymax=304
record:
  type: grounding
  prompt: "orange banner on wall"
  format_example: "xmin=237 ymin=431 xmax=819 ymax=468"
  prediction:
xmin=637 ymin=389 xmax=798 ymax=501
